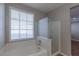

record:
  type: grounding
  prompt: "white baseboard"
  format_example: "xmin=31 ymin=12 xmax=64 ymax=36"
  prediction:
xmin=52 ymin=51 xmax=60 ymax=56
xmin=51 ymin=51 xmax=69 ymax=56
xmin=52 ymin=51 xmax=68 ymax=56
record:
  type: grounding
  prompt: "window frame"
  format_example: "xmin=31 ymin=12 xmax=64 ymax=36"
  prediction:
xmin=9 ymin=7 xmax=35 ymax=42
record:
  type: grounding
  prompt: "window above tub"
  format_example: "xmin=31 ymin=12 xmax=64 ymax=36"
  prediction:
xmin=9 ymin=7 xmax=34 ymax=41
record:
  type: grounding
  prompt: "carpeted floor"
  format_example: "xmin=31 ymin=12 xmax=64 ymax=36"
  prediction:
xmin=72 ymin=40 xmax=79 ymax=56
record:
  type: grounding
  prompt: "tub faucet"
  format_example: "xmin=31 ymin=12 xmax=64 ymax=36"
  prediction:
xmin=38 ymin=40 xmax=41 ymax=46
xmin=37 ymin=40 xmax=41 ymax=49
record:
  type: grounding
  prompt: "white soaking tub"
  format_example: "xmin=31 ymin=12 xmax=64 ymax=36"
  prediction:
xmin=29 ymin=48 xmax=48 ymax=56
xmin=0 ymin=39 xmax=48 ymax=56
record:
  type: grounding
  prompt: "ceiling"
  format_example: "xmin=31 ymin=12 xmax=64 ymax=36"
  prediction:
xmin=24 ymin=3 xmax=64 ymax=13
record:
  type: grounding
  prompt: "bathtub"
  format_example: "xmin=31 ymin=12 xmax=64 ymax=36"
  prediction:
xmin=29 ymin=48 xmax=48 ymax=56
xmin=0 ymin=39 xmax=48 ymax=56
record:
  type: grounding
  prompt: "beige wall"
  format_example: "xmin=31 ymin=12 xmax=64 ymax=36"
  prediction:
xmin=0 ymin=3 xmax=5 ymax=48
xmin=48 ymin=3 xmax=79 ymax=55
xmin=5 ymin=3 xmax=46 ymax=43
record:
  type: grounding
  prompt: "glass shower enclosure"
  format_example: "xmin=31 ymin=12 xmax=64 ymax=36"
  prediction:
xmin=38 ymin=17 xmax=61 ymax=55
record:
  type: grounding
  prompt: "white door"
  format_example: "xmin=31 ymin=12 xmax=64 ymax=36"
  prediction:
xmin=51 ymin=20 xmax=61 ymax=54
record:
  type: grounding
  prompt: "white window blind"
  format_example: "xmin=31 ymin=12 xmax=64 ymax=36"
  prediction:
xmin=10 ymin=8 xmax=34 ymax=41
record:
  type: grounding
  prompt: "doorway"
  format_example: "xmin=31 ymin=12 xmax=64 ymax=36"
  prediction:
xmin=71 ymin=5 xmax=79 ymax=56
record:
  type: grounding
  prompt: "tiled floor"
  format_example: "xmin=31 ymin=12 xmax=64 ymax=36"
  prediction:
xmin=72 ymin=40 xmax=79 ymax=56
